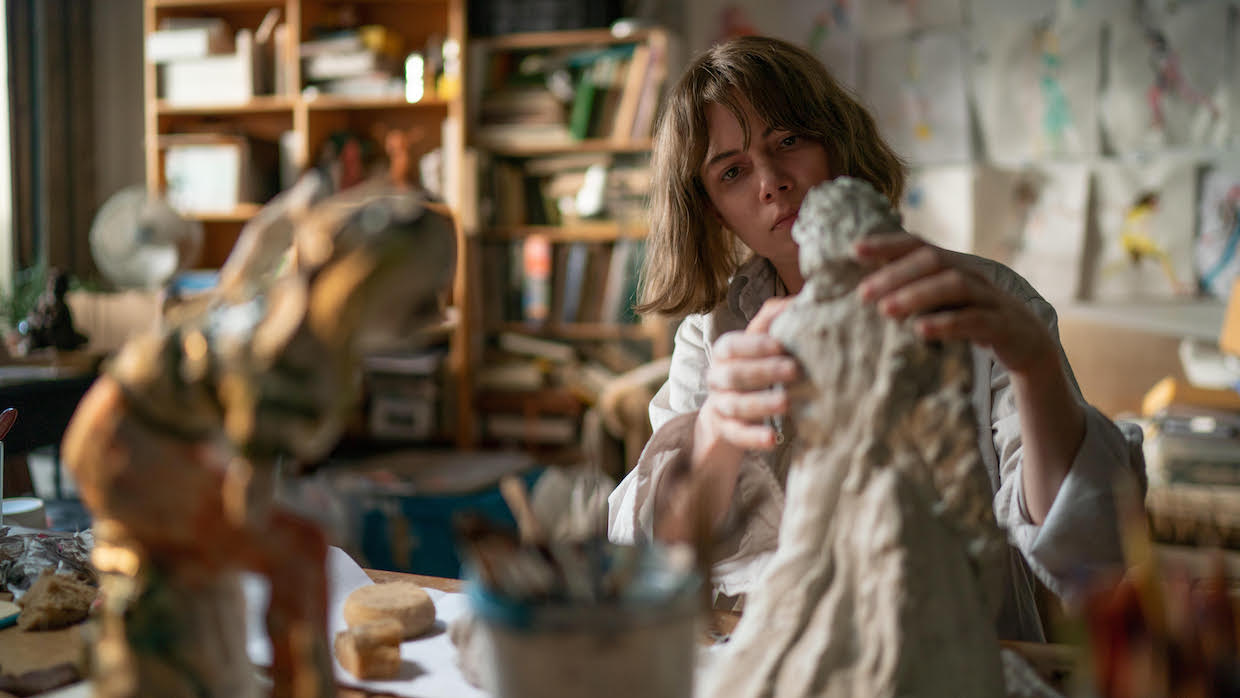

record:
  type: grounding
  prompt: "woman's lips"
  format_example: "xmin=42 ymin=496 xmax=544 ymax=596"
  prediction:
xmin=773 ymin=213 xmax=797 ymax=230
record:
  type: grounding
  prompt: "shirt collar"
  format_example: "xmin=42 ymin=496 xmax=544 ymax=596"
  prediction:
xmin=728 ymin=256 xmax=781 ymax=323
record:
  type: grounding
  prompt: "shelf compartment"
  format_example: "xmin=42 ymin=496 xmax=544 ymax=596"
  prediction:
xmin=476 ymin=28 xmax=661 ymax=51
xmin=482 ymin=223 xmax=647 ymax=242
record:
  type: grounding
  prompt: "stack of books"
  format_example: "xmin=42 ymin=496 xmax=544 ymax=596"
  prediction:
xmin=300 ymin=26 xmax=406 ymax=99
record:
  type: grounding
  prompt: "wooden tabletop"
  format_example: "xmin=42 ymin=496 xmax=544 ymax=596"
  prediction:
xmin=3 ymin=570 xmax=1073 ymax=696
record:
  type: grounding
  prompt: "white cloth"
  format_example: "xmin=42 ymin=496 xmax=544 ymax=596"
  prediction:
xmin=608 ymin=254 xmax=1146 ymax=642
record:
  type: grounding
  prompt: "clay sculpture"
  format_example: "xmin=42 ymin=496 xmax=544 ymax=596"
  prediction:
xmin=699 ymin=177 xmax=1008 ymax=698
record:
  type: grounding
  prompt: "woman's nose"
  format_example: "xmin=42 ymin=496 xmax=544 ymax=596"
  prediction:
xmin=759 ymin=163 xmax=792 ymax=201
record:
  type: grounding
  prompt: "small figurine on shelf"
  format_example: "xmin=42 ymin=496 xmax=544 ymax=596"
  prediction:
xmin=19 ymin=268 xmax=87 ymax=353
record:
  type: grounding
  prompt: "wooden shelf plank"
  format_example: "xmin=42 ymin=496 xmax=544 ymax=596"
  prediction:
xmin=183 ymin=203 xmax=262 ymax=222
xmin=477 ymin=27 xmax=659 ymax=50
xmin=304 ymin=95 xmax=451 ymax=111
xmin=153 ymin=0 xmax=284 ymax=7
xmin=156 ymin=96 xmax=295 ymax=115
xmin=482 ymin=223 xmax=647 ymax=242
xmin=497 ymin=322 xmax=650 ymax=341
xmin=480 ymin=138 xmax=654 ymax=157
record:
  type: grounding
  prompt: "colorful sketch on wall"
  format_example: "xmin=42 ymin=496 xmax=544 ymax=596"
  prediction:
xmin=1195 ymin=165 xmax=1240 ymax=300
xmin=1092 ymin=158 xmax=1198 ymax=301
xmin=970 ymin=17 xmax=1101 ymax=162
xmin=1100 ymin=4 xmax=1229 ymax=149
xmin=854 ymin=0 xmax=964 ymax=38
xmin=863 ymin=32 xmax=970 ymax=165
xmin=900 ymin=165 xmax=975 ymax=253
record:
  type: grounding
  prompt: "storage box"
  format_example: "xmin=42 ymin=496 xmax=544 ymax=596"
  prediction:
xmin=161 ymin=134 xmax=279 ymax=214
xmin=160 ymin=29 xmax=257 ymax=105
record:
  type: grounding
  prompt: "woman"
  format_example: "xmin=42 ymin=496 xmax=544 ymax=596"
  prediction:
xmin=607 ymin=36 xmax=1145 ymax=642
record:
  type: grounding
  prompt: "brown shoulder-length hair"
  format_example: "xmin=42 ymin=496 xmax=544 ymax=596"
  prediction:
xmin=638 ymin=36 xmax=906 ymax=318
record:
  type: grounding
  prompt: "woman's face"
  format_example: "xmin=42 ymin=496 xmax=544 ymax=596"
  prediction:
xmin=699 ymin=98 xmax=834 ymax=273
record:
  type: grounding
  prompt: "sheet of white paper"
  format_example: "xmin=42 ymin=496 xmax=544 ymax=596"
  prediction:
xmin=1009 ymin=163 xmax=1091 ymax=301
xmin=862 ymin=32 xmax=972 ymax=165
xmin=970 ymin=17 xmax=1101 ymax=162
xmin=855 ymin=0 xmax=964 ymax=38
xmin=900 ymin=165 xmax=975 ymax=253
xmin=1100 ymin=4 xmax=1230 ymax=149
xmin=244 ymin=547 xmax=489 ymax=698
xmin=1091 ymin=156 xmax=1199 ymax=302
xmin=1194 ymin=163 xmax=1240 ymax=299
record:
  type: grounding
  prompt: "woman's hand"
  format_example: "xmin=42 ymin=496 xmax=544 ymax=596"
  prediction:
xmin=853 ymin=231 xmax=1053 ymax=377
xmin=854 ymin=231 xmax=1086 ymax=523
xmin=697 ymin=297 xmax=799 ymax=452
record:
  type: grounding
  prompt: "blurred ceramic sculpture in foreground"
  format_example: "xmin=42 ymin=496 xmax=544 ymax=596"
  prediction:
xmin=60 ymin=173 xmax=456 ymax=697
xmin=699 ymin=178 xmax=1010 ymax=697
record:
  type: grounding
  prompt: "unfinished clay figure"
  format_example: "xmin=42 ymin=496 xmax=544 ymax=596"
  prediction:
xmin=699 ymin=177 xmax=1007 ymax=697
xmin=61 ymin=174 xmax=456 ymax=697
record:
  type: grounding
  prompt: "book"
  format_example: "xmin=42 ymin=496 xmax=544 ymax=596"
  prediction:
xmin=598 ymin=238 xmax=638 ymax=323
xmin=522 ymin=235 xmax=553 ymax=323
xmin=611 ymin=43 xmax=650 ymax=142
xmin=484 ymin=413 xmax=576 ymax=444
xmin=497 ymin=331 xmax=576 ymax=363
xmin=477 ymin=359 xmax=547 ymax=391
xmin=567 ymin=61 xmax=600 ymax=141
xmin=630 ymin=33 xmax=668 ymax=140
xmin=577 ymin=244 xmax=612 ymax=323
xmin=559 ymin=242 xmax=590 ymax=323
xmin=304 ymin=50 xmax=394 ymax=81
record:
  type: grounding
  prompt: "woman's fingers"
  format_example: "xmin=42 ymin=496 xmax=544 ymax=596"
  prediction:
xmin=858 ymin=244 xmax=946 ymax=303
xmin=707 ymin=351 xmax=798 ymax=393
xmin=746 ymin=296 xmax=795 ymax=335
xmin=705 ymin=388 xmax=789 ymax=422
xmin=874 ymin=267 xmax=998 ymax=320
xmin=852 ymin=230 xmax=924 ymax=264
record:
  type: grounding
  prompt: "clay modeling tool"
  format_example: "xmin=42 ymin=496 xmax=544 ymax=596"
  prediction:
xmin=0 ymin=408 xmax=16 ymax=526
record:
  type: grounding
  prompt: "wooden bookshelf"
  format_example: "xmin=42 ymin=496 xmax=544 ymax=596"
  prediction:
xmin=466 ymin=26 xmax=675 ymax=452
xmin=144 ymin=0 xmax=473 ymax=446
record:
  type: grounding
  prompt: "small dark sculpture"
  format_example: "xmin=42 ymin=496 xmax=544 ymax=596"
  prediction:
xmin=21 ymin=269 xmax=88 ymax=352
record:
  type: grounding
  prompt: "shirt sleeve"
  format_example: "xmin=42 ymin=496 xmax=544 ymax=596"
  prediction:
xmin=607 ymin=312 xmax=786 ymax=597
xmin=989 ymin=296 xmax=1147 ymax=601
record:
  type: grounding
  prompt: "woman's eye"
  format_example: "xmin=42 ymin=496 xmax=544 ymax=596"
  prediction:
xmin=722 ymin=166 xmax=739 ymax=181
xmin=780 ymin=135 xmax=799 ymax=147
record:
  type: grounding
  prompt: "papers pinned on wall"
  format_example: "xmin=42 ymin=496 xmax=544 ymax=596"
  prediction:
xmin=1194 ymin=164 xmax=1240 ymax=300
xmin=975 ymin=163 xmax=1092 ymax=302
xmin=862 ymin=31 xmax=972 ymax=166
xmin=970 ymin=17 xmax=1102 ymax=163
xmin=1091 ymin=157 xmax=1199 ymax=302
xmin=1099 ymin=3 xmax=1231 ymax=150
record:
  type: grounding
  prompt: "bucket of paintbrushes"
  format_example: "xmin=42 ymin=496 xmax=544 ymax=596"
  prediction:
xmin=459 ymin=518 xmax=701 ymax=698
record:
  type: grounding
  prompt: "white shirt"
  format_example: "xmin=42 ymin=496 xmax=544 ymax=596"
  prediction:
xmin=608 ymin=254 xmax=1146 ymax=642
